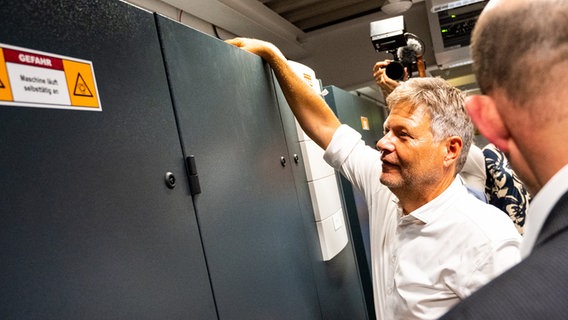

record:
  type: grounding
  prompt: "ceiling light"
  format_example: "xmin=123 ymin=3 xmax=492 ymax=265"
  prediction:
xmin=381 ymin=0 xmax=413 ymax=15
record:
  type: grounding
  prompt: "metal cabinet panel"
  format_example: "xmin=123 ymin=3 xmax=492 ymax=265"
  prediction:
xmin=156 ymin=16 xmax=321 ymax=319
xmin=275 ymin=81 xmax=371 ymax=319
xmin=324 ymin=86 xmax=387 ymax=320
xmin=0 ymin=1 xmax=216 ymax=319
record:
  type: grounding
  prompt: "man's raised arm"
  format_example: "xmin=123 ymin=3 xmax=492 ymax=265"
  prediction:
xmin=226 ymin=38 xmax=341 ymax=149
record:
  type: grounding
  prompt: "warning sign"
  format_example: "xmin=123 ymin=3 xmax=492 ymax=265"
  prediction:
xmin=360 ymin=116 xmax=370 ymax=131
xmin=74 ymin=73 xmax=93 ymax=97
xmin=0 ymin=43 xmax=101 ymax=111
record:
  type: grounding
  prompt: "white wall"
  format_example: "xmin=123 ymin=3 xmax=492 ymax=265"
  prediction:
xmin=123 ymin=0 xmax=437 ymax=94
xmin=298 ymin=3 xmax=434 ymax=91
xmin=123 ymin=0 xmax=237 ymax=38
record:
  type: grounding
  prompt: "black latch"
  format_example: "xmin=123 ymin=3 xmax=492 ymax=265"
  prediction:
xmin=186 ymin=155 xmax=201 ymax=196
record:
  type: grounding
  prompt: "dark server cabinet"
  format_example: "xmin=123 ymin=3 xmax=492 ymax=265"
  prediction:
xmin=324 ymin=85 xmax=388 ymax=320
xmin=0 ymin=1 xmax=216 ymax=319
xmin=1 ymin=1 xmax=374 ymax=319
xmin=274 ymin=81 xmax=372 ymax=320
xmin=155 ymin=16 xmax=321 ymax=319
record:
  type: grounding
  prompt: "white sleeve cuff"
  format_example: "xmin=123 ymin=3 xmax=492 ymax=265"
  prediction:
xmin=323 ymin=124 xmax=362 ymax=170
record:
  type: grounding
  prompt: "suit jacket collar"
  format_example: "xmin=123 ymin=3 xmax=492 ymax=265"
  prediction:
xmin=535 ymin=191 xmax=568 ymax=250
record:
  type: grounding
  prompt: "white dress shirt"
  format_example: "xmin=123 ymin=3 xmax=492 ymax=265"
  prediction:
xmin=521 ymin=164 xmax=568 ymax=257
xmin=324 ymin=125 xmax=522 ymax=320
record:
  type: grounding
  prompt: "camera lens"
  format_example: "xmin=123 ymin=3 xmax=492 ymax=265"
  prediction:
xmin=385 ymin=62 xmax=405 ymax=81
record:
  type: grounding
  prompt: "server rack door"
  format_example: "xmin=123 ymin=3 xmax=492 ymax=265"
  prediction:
xmin=155 ymin=16 xmax=321 ymax=320
xmin=324 ymin=85 xmax=387 ymax=320
xmin=0 ymin=1 xmax=216 ymax=319
xmin=274 ymin=77 xmax=371 ymax=320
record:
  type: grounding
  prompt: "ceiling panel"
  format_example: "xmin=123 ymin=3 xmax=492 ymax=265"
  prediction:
xmin=259 ymin=0 xmax=386 ymax=32
xmin=256 ymin=0 xmax=477 ymax=96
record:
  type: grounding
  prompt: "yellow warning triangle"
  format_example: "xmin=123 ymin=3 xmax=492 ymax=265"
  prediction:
xmin=73 ymin=72 xmax=93 ymax=97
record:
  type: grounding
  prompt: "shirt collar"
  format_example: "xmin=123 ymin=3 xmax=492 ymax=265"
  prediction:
xmin=521 ymin=164 xmax=568 ymax=258
xmin=402 ymin=177 xmax=464 ymax=224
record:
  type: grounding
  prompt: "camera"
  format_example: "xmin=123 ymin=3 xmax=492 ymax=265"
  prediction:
xmin=370 ymin=16 xmax=425 ymax=80
xmin=383 ymin=60 xmax=406 ymax=81
xmin=371 ymin=15 xmax=407 ymax=52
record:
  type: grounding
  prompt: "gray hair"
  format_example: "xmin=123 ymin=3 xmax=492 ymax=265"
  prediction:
xmin=386 ymin=77 xmax=474 ymax=172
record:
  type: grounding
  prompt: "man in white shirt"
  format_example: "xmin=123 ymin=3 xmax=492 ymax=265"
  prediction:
xmin=226 ymin=38 xmax=521 ymax=320
xmin=440 ymin=0 xmax=568 ymax=319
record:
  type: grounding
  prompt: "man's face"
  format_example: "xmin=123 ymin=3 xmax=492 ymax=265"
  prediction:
xmin=376 ymin=102 xmax=448 ymax=194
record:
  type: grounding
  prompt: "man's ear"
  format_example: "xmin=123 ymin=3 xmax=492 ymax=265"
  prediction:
xmin=466 ymin=95 xmax=510 ymax=153
xmin=444 ymin=136 xmax=462 ymax=168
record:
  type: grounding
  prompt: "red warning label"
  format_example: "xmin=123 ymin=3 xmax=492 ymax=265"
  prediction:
xmin=0 ymin=43 xmax=101 ymax=111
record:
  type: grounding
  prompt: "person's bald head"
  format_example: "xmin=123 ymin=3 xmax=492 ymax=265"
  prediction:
xmin=471 ymin=0 xmax=568 ymax=108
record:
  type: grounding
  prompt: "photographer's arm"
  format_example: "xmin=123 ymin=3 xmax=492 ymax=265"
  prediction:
xmin=372 ymin=59 xmax=402 ymax=98
xmin=226 ymin=38 xmax=340 ymax=149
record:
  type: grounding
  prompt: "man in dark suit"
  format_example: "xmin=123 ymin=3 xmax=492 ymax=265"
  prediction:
xmin=440 ymin=0 xmax=568 ymax=318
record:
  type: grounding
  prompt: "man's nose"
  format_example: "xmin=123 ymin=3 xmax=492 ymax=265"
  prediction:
xmin=376 ymin=133 xmax=393 ymax=152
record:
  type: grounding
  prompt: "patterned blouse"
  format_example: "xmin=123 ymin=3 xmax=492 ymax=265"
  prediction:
xmin=483 ymin=144 xmax=531 ymax=235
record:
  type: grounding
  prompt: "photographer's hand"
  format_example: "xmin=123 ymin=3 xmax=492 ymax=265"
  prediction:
xmin=372 ymin=59 xmax=404 ymax=98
